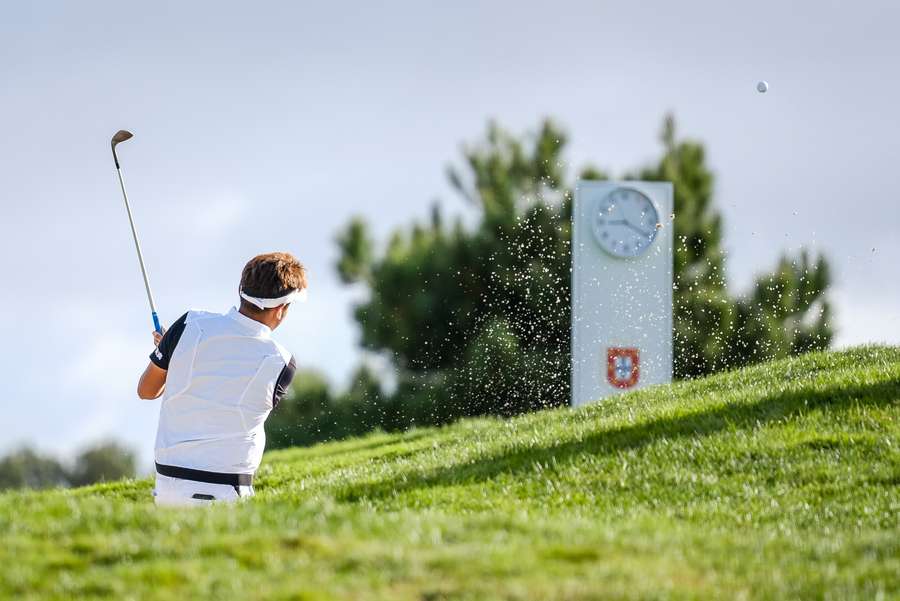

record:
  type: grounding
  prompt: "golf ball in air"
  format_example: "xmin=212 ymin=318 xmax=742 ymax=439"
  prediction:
xmin=757 ymin=80 xmax=769 ymax=93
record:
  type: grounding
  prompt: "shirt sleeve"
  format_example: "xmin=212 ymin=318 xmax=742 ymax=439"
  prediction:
xmin=272 ymin=356 xmax=296 ymax=409
xmin=149 ymin=312 xmax=188 ymax=370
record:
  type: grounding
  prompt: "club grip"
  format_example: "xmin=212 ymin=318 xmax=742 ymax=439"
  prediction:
xmin=152 ymin=311 xmax=162 ymax=335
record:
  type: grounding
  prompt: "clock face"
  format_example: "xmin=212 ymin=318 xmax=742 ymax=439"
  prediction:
xmin=591 ymin=187 xmax=660 ymax=258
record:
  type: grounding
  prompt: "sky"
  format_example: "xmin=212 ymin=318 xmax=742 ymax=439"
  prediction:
xmin=2 ymin=1 xmax=898 ymax=467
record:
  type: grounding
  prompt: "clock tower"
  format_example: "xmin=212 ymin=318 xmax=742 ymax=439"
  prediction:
xmin=571 ymin=180 xmax=673 ymax=407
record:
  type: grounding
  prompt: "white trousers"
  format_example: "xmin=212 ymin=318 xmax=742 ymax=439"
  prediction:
xmin=153 ymin=474 xmax=254 ymax=507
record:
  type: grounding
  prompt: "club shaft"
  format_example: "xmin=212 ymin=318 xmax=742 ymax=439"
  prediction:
xmin=115 ymin=165 xmax=161 ymax=332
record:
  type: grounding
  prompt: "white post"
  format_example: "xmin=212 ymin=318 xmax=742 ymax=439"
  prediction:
xmin=571 ymin=181 xmax=674 ymax=407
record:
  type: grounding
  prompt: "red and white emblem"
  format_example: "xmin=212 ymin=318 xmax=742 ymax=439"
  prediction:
xmin=607 ymin=347 xmax=639 ymax=388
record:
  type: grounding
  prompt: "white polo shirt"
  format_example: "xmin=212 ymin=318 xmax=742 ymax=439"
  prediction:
xmin=149 ymin=307 xmax=295 ymax=475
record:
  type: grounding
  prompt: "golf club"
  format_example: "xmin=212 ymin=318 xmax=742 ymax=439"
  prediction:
xmin=111 ymin=129 xmax=162 ymax=334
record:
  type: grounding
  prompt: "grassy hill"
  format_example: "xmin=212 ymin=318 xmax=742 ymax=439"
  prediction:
xmin=1 ymin=347 xmax=898 ymax=600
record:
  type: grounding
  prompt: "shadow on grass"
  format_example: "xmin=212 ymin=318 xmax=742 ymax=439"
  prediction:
xmin=283 ymin=429 xmax=440 ymax=461
xmin=338 ymin=377 xmax=899 ymax=502
xmin=269 ymin=429 xmax=435 ymax=460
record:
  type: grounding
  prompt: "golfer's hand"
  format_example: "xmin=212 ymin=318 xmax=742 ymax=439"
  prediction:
xmin=153 ymin=327 xmax=167 ymax=347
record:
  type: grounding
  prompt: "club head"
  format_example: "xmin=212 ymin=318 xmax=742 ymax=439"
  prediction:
xmin=111 ymin=130 xmax=133 ymax=147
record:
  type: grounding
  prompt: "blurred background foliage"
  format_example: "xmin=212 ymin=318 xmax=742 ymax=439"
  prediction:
xmin=0 ymin=441 xmax=136 ymax=491
xmin=267 ymin=115 xmax=832 ymax=448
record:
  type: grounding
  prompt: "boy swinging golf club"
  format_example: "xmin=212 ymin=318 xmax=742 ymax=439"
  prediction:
xmin=137 ymin=253 xmax=305 ymax=506
xmin=113 ymin=130 xmax=304 ymax=507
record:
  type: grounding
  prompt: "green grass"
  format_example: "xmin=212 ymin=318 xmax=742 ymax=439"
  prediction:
xmin=2 ymin=347 xmax=898 ymax=600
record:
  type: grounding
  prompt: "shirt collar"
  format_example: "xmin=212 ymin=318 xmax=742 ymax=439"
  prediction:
xmin=226 ymin=306 xmax=272 ymax=337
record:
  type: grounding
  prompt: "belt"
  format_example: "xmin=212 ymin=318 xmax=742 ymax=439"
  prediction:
xmin=155 ymin=462 xmax=253 ymax=487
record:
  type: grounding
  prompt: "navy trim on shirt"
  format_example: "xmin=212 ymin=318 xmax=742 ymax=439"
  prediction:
xmin=272 ymin=357 xmax=296 ymax=408
xmin=149 ymin=312 xmax=188 ymax=370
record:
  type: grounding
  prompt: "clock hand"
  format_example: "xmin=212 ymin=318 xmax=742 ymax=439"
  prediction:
xmin=624 ymin=221 xmax=654 ymax=238
xmin=607 ymin=216 xmax=652 ymax=238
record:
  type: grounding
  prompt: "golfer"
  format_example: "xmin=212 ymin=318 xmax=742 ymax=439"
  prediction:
xmin=137 ymin=252 xmax=305 ymax=507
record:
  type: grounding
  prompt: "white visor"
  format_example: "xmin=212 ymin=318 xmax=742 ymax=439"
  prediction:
xmin=239 ymin=287 xmax=308 ymax=310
